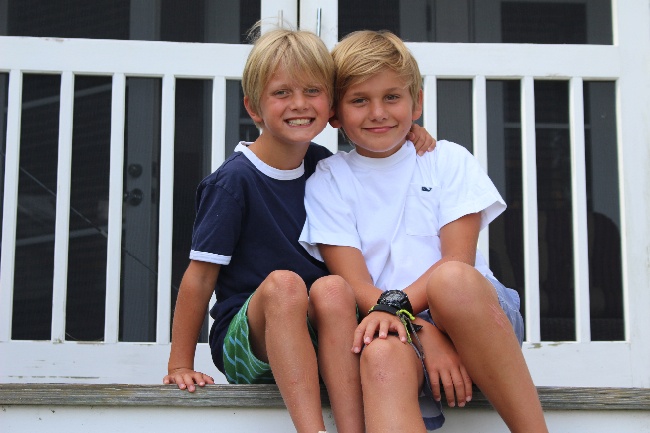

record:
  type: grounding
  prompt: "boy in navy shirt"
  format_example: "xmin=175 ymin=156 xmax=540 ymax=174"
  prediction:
xmin=164 ymin=28 xmax=434 ymax=433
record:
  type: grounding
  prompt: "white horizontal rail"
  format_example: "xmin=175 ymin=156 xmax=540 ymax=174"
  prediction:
xmin=410 ymin=43 xmax=619 ymax=79
xmin=0 ymin=37 xmax=619 ymax=80
xmin=0 ymin=37 xmax=250 ymax=79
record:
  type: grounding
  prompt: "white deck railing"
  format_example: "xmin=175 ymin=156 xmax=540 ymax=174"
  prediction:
xmin=1 ymin=7 xmax=649 ymax=389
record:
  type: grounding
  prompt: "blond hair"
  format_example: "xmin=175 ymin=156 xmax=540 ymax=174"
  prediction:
xmin=331 ymin=30 xmax=422 ymax=107
xmin=242 ymin=27 xmax=334 ymax=127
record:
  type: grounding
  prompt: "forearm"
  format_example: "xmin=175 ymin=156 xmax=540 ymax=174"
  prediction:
xmin=168 ymin=262 xmax=218 ymax=371
xmin=352 ymin=281 xmax=384 ymax=318
xmin=168 ymin=290 xmax=209 ymax=370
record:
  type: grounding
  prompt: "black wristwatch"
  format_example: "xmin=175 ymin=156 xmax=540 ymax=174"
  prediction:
xmin=377 ymin=290 xmax=413 ymax=315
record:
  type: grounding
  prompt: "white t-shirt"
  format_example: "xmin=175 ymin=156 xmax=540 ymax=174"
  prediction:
xmin=299 ymin=140 xmax=506 ymax=293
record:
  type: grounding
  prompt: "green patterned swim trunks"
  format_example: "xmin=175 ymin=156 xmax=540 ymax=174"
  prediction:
xmin=223 ymin=294 xmax=318 ymax=384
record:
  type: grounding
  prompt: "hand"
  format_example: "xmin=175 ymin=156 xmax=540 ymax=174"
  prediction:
xmin=407 ymin=123 xmax=436 ymax=156
xmin=418 ymin=322 xmax=473 ymax=408
xmin=352 ymin=311 xmax=409 ymax=353
xmin=163 ymin=367 xmax=215 ymax=392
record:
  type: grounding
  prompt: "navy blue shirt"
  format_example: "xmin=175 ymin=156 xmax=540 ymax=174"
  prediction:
xmin=190 ymin=142 xmax=332 ymax=374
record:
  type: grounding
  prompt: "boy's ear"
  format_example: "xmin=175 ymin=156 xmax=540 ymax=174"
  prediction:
xmin=329 ymin=113 xmax=342 ymax=129
xmin=243 ymin=96 xmax=263 ymax=125
xmin=412 ymin=89 xmax=424 ymax=121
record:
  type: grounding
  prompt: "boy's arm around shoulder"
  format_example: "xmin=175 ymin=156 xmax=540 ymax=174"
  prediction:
xmin=163 ymin=260 xmax=220 ymax=392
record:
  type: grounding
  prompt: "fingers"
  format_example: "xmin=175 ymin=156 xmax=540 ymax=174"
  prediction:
xmin=407 ymin=124 xmax=437 ymax=155
xmin=352 ymin=325 xmax=365 ymax=353
xmin=461 ymin=365 xmax=473 ymax=403
xmin=450 ymin=369 xmax=467 ymax=407
xmin=429 ymin=373 xmax=443 ymax=403
xmin=163 ymin=370 xmax=214 ymax=393
xmin=440 ymin=372 xmax=458 ymax=407
xmin=352 ymin=313 xmax=409 ymax=353
xmin=204 ymin=373 xmax=216 ymax=385
xmin=392 ymin=320 xmax=409 ymax=343
xmin=429 ymin=364 xmax=473 ymax=408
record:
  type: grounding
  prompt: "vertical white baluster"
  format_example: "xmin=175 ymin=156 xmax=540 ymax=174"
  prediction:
xmin=157 ymin=74 xmax=176 ymax=344
xmin=569 ymin=77 xmax=591 ymax=343
xmin=423 ymin=75 xmax=438 ymax=138
xmin=521 ymin=76 xmax=541 ymax=343
xmin=51 ymin=71 xmax=75 ymax=343
xmin=473 ymin=75 xmax=490 ymax=262
xmin=104 ymin=73 xmax=126 ymax=344
xmin=0 ymin=70 xmax=23 ymax=342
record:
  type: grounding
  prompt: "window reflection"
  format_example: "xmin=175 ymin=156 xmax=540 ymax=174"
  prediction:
xmin=0 ymin=73 xmax=7 ymax=250
xmin=339 ymin=0 xmax=612 ymax=45
xmin=487 ymin=80 xmax=525 ymax=326
xmin=534 ymin=80 xmax=576 ymax=341
xmin=226 ymin=80 xmax=259 ymax=157
xmin=65 ymin=76 xmax=112 ymax=342
xmin=118 ymin=77 xmax=162 ymax=343
xmin=584 ymin=81 xmax=623 ymax=341
xmin=171 ymin=79 xmax=215 ymax=343
xmin=4 ymin=0 xmax=261 ymax=44
xmin=12 ymin=74 xmax=61 ymax=340
xmin=437 ymin=80 xmax=473 ymax=153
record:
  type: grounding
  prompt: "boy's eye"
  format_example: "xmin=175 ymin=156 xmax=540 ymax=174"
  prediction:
xmin=351 ymin=98 xmax=367 ymax=104
xmin=273 ymin=90 xmax=289 ymax=97
xmin=385 ymin=94 xmax=400 ymax=101
xmin=305 ymin=88 xmax=321 ymax=95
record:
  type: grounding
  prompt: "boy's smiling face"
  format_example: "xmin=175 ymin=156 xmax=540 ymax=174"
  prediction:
xmin=245 ymin=67 xmax=334 ymax=149
xmin=332 ymin=68 xmax=423 ymax=158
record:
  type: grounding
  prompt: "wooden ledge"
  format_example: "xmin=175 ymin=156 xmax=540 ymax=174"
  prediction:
xmin=1 ymin=384 xmax=650 ymax=411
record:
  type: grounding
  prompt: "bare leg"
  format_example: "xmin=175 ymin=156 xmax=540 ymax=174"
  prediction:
xmin=247 ymin=270 xmax=325 ymax=433
xmin=309 ymin=275 xmax=365 ymax=433
xmin=360 ymin=336 xmax=426 ymax=433
xmin=427 ymin=261 xmax=548 ymax=433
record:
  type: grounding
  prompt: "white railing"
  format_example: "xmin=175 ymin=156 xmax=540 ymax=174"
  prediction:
xmin=413 ymin=42 xmax=620 ymax=344
xmin=1 ymin=14 xmax=649 ymax=388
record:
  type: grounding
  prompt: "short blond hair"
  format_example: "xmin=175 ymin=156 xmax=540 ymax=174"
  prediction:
xmin=242 ymin=28 xmax=335 ymax=126
xmin=331 ymin=30 xmax=422 ymax=107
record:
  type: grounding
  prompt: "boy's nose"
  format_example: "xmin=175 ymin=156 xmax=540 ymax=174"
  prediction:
xmin=369 ymin=101 xmax=388 ymax=120
xmin=290 ymin=93 xmax=308 ymax=110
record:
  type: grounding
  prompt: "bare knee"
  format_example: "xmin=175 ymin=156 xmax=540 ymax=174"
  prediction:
xmin=427 ymin=261 xmax=501 ymax=327
xmin=361 ymin=338 xmax=416 ymax=385
xmin=258 ymin=270 xmax=308 ymax=312
xmin=309 ymin=275 xmax=355 ymax=316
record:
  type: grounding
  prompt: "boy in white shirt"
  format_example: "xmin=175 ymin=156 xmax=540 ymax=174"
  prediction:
xmin=300 ymin=30 xmax=548 ymax=433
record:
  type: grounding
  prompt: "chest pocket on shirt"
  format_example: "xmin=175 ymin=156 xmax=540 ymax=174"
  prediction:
xmin=404 ymin=183 xmax=440 ymax=236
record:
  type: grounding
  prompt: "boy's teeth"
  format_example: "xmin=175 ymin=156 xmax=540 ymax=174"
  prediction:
xmin=288 ymin=118 xmax=311 ymax=126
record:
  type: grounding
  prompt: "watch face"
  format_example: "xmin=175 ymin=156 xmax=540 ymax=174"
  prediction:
xmin=384 ymin=291 xmax=404 ymax=304
xmin=380 ymin=290 xmax=407 ymax=308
